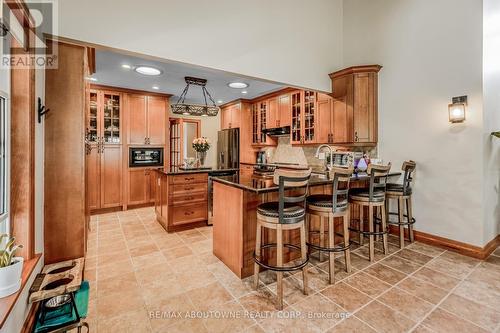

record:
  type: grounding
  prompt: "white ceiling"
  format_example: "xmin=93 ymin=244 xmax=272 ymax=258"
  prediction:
xmin=90 ymin=49 xmax=286 ymax=105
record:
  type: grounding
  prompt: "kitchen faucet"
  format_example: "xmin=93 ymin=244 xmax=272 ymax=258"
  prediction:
xmin=315 ymin=144 xmax=334 ymax=171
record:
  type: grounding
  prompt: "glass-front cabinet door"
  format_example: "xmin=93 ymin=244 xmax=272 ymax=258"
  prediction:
xmin=252 ymin=103 xmax=259 ymax=144
xmin=291 ymin=91 xmax=302 ymax=144
xmin=259 ymin=101 xmax=267 ymax=144
xmin=87 ymin=91 xmax=99 ymax=143
xmin=102 ymin=92 xmax=121 ymax=144
xmin=303 ymin=90 xmax=316 ymax=143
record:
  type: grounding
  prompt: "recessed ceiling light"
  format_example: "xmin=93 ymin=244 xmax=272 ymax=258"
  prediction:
xmin=241 ymin=90 xmax=248 ymax=94
xmin=217 ymin=100 xmax=223 ymax=104
xmin=121 ymin=64 xmax=131 ymax=69
xmin=135 ymin=66 xmax=162 ymax=76
xmin=86 ymin=77 xmax=98 ymax=82
xmin=228 ymin=82 xmax=248 ymax=89
xmin=152 ymin=86 xmax=159 ymax=90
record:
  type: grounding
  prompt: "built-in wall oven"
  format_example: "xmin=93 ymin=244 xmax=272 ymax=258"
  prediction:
xmin=129 ymin=147 xmax=164 ymax=167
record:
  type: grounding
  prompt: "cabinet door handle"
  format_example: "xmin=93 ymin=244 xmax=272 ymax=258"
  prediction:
xmin=144 ymin=137 xmax=147 ymax=144
xmin=184 ymin=186 xmax=194 ymax=190
xmin=184 ymin=177 xmax=195 ymax=181
xmin=184 ymin=211 xmax=194 ymax=216
xmin=354 ymin=131 xmax=359 ymax=142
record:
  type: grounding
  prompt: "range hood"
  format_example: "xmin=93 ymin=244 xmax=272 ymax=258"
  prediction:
xmin=261 ymin=126 xmax=290 ymax=137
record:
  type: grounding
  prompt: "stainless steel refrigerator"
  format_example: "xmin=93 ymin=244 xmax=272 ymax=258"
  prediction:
xmin=217 ymin=128 xmax=239 ymax=169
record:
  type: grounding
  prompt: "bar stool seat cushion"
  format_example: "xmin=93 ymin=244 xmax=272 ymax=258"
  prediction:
xmin=349 ymin=188 xmax=386 ymax=202
xmin=257 ymin=202 xmax=305 ymax=224
xmin=386 ymin=183 xmax=412 ymax=195
xmin=307 ymin=194 xmax=348 ymax=212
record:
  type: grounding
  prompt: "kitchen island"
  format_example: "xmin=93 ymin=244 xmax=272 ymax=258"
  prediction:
xmin=212 ymin=171 xmax=400 ymax=278
xmin=154 ymin=167 xmax=238 ymax=232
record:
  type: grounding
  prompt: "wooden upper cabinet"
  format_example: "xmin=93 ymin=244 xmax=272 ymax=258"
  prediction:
xmin=317 ymin=94 xmax=333 ymax=144
xmin=332 ymin=97 xmax=350 ymax=143
xmin=87 ymin=89 xmax=122 ymax=145
xmin=278 ymin=94 xmax=291 ymax=127
xmin=220 ymin=106 xmax=231 ymax=129
xmin=100 ymin=145 xmax=122 ymax=208
xmin=329 ymin=65 xmax=381 ymax=144
xmin=267 ymin=97 xmax=278 ymax=128
xmin=220 ymin=104 xmax=241 ymax=129
xmin=230 ymin=104 xmax=241 ymax=129
xmin=128 ymin=94 xmax=148 ymax=144
xmin=147 ymin=96 xmax=167 ymax=145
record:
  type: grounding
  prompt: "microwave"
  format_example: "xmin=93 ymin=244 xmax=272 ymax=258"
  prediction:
xmin=129 ymin=147 xmax=164 ymax=167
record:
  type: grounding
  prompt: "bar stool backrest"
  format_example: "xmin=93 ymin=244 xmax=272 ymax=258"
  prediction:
xmin=401 ymin=160 xmax=416 ymax=193
xmin=366 ymin=163 xmax=392 ymax=201
xmin=274 ymin=168 xmax=312 ymax=224
xmin=330 ymin=167 xmax=353 ymax=213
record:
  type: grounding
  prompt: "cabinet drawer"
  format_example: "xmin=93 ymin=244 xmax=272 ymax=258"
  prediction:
xmin=172 ymin=192 xmax=207 ymax=205
xmin=171 ymin=173 xmax=208 ymax=185
xmin=171 ymin=204 xmax=207 ymax=225
xmin=171 ymin=182 xmax=207 ymax=196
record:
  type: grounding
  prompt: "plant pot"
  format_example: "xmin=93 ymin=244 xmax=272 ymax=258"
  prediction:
xmin=0 ymin=257 xmax=24 ymax=298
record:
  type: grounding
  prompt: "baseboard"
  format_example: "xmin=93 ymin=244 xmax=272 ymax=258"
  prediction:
xmin=388 ymin=226 xmax=500 ymax=260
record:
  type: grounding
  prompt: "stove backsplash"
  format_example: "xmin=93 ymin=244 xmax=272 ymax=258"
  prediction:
xmin=260 ymin=137 xmax=378 ymax=169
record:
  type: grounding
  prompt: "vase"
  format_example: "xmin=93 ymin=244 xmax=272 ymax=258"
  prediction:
xmin=197 ymin=151 xmax=207 ymax=167
xmin=0 ymin=257 xmax=24 ymax=298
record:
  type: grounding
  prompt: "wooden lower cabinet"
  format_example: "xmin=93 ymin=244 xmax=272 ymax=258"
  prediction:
xmin=155 ymin=171 xmax=209 ymax=232
xmin=87 ymin=144 xmax=100 ymax=210
xmin=128 ymin=168 xmax=161 ymax=206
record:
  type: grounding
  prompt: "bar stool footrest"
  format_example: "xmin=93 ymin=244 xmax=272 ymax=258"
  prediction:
xmin=348 ymin=227 xmax=389 ymax=237
xmin=306 ymin=241 xmax=350 ymax=253
xmin=253 ymin=243 xmax=309 ymax=272
xmin=375 ymin=213 xmax=416 ymax=226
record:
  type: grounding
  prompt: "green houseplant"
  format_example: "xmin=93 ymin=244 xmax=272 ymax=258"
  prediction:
xmin=0 ymin=234 xmax=23 ymax=298
xmin=492 ymin=131 xmax=500 ymax=139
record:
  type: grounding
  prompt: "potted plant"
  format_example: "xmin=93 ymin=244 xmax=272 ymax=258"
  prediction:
xmin=492 ymin=131 xmax=500 ymax=139
xmin=0 ymin=234 xmax=23 ymax=298
xmin=192 ymin=137 xmax=211 ymax=167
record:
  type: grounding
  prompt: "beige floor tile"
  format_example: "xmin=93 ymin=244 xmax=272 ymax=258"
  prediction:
xmin=293 ymin=293 xmax=347 ymax=331
xmin=97 ymin=251 xmax=131 ymax=267
xmin=97 ymin=272 xmax=140 ymax=298
xmin=131 ymin=251 xmax=168 ymax=270
xmin=353 ymin=246 xmax=386 ymax=262
xmin=257 ymin=307 xmax=323 ymax=333
xmin=162 ymin=245 xmax=193 ymax=261
xmin=141 ymin=276 xmax=186 ymax=304
xmin=243 ymin=324 xmax=266 ymax=333
xmin=374 ymin=241 xmax=401 ymax=254
xmin=160 ymin=318 xmax=208 ymax=333
xmin=239 ymin=288 xmax=281 ymax=313
xmin=128 ymin=244 xmax=160 ymax=257
xmin=412 ymin=267 xmax=461 ymax=290
xmin=186 ymin=281 xmax=234 ymax=309
xmin=97 ymin=259 xmax=134 ymax=281
xmin=96 ymin=289 xmax=146 ymax=320
xmin=316 ymin=258 xmax=357 ymax=282
xmin=379 ymin=255 xmax=422 ymax=274
xmin=466 ymin=263 xmax=500 ymax=294
xmin=356 ymin=301 xmax=415 ymax=333
xmin=97 ymin=309 xmax=152 ymax=333
xmin=397 ymin=276 xmax=448 ymax=304
xmin=440 ymin=293 xmax=500 ymax=331
xmin=344 ymin=272 xmax=391 ymax=298
xmin=453 ymin=280 xmax=500 ymax=310
xmin=202 ymin=300 xmax=256 ymax=333
xmin=485 ymin=254 xmax=500 ymax=266
xmin=321 ymin=282 xmax=372 ymax=313
xmin=216 ymin=274 xmax=258 ymax=298
xmin=98 ymin=240 xmax=128 ymax=254
xmin=422 ymin=308 xmax=488 ymax=333
xmin=395 ymin=248 xmax=433 ymax=265
xmin=411 ymin=324 xmax=435 ymax=333
xmin=425 ymin=256 xmax=477 ymax=279
xmin=364 ymin=263 xmax=407 ymax=285
xmin=327 ymin=316 xmax=376 ymax=333
xmin=175 ymin=268 xmax=218 ymax=290
xmin=377 ymin=287 xmax=434 ymax=322
xmin=406 ymin=242 xmax=446 ymax=257
xmin=344 ymin=252 xmax=372 ymax=270
xmin=135 ymin=264 xmax=173 ymax=285
xmin=188 ymin=239 xmax=213 ymax=254
xmin=198 ymin=251 xmax=221 ymax=265
xmin=147 ymin=293 xmax=197 ymax=331
xmin=154 ymin=235 xmax=185 ymax=249
xmin=300 ymin=264 xmax=330 ymax=292
xmin=441 ymin=251 xmax=481 ymax=266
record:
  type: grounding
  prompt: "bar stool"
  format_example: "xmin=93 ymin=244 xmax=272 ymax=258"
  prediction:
xmin=253 ymin=168 xmax=311 ymax=310
xmin=385 ymin=160 xmax=416 ymax=248
xmin=306 ymin=167 xmax=353 ymax=284
xmin=349 ymin=163 xmax=391 ymax=262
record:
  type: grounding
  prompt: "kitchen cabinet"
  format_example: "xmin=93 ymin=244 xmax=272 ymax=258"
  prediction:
xmin=330 ymin=65 xmax=381 ymax=144
xmin=220 ymin=104 xmax=241 ymax=129
xmin=128 ymin=168 xmax=160 ymax=205
xmin=155 ymin=171 xmax=209 ymax=232
xmin=317 ymin=94 xmax=333 ymax=144
xmin=86 ymin=143 xmax=123 ymax=211
xmin=278 ymin=94 xmax=291 ymax=127
xmin=267 ymin=97 xmax=278 ymax=128
xmin=291 ymin=90 xmax=317 ymax=144
xmin=127 ymin=94 xmax=168 ymax=145
xmin=251 ymin=100 xmax=275 ymax=146
xmin=87 ymin=90 xmax=121 ymax=145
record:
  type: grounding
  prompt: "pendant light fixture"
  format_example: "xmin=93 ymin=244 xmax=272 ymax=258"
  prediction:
xmin=171 ymin=77 xmax=220 ymax=117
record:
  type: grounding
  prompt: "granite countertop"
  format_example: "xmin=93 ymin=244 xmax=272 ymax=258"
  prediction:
xmin=156 ymin=167 xmax=239 ymax=175
xmin=212 ymin=171 xmax=402 ymax=193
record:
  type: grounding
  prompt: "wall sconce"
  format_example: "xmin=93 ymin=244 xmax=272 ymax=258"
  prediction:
xmin=448 ymin=96 xmax=467 ymax=123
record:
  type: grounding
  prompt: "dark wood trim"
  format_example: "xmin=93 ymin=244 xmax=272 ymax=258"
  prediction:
xmin=329 ymin=65 xmax=383 ymax=79
xmin=389 ymin=226 xmax=500 ymax=260
xmin=5 ymin=0 xmax=35 ymax=51
xmin=0 ymin=253 xmax=41 ymax=330
xmin=90 ymin=84 xmax=172 ymax=98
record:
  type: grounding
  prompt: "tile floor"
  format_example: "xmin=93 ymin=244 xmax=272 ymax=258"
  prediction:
xmin=83 ymin=207 xmax=500 ymax=333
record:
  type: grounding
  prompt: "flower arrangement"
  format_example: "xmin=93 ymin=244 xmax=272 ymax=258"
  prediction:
xmin=192 ymin=137 xmax=211 ymax=153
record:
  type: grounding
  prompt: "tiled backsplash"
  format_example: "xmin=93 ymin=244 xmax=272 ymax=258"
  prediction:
xmin=262 ymin=137 xmax=377 ymax=170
